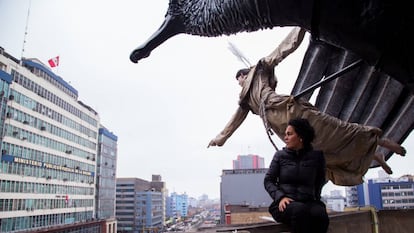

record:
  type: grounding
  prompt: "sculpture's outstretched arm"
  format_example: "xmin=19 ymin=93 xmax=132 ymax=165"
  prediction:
xmin=130 ymin=15 xmax=185 ymax=63
xmin=263 ymin=27 xmax=306 ymax=67
xmin=207 ymin=106 xmax=249 ymax=148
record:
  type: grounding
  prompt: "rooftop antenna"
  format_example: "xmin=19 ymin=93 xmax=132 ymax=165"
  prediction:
xmin=21 ymin=0 xmax=32 ymax=60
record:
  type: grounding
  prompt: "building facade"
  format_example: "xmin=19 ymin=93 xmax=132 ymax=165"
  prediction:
xmin=169 ymin=192 xmax=188 ymax=218
xmin=149 ymin=175 xmax=167 ymax=224
xmin=345 ymin=186 xmax=359 ymax=207
xmin=165 ymin=195 xmax=176 ymax=220
xmin=116 ymin=177 xmax=165 ymax=233
xmin=232 ymin=154 xmax=265 ymax=169
xmin=0 ymin=48 xmax=105 ymax=232
xmin=95 ymin=127 xmax=118 ymax=223
xmin=323 ymin=190 xmax=346 ymax=212
xmin=354 ymin=175 xmax=414 ymax=210
xmin=220 ymin=168 xmax=272 ymax=224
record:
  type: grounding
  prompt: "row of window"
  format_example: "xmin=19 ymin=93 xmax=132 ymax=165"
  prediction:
xmin=12 ymin=69 xmax=98 ymax=127
xmin=0 ymin=210 xmax=93 ymax=232
xmin=382 ymin=191 xmax=414 ymax=197
xmin=382 ymin=199 xmax=414 ymax=204
xmin=9 ymin=89 xmax=97 ymax=139
xmin=116 ymin=200 xmax=135 ymax=204
xmin=0 ymin=198 xmax=93 ymax=212
xmin=381 ymin=184 xmax=413 ymax=190
xmin=5 ymin=124 xmax=96 ymax=160
xmin=116 ymin=188 xmax=135 ymax=192
xmin=2 ymin=142 xmax=94 ymax=172
xmin=0 ymin=161 xmax=94 ymax=184
xmin=0 ymin=179 xmax=93 ymax=195
xmin=383 ymin=206 xmax=414 ymax=210
xmin=117 ymin=194 xmax=135 ymax=198
xmin=8 ymin=107 xmax=97 ymax=150
xmin=116 ymin=206 xmax=135 ymax=210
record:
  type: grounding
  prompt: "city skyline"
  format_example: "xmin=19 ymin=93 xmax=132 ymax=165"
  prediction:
xmin=1 ymin=0 xmax=412 ymax=199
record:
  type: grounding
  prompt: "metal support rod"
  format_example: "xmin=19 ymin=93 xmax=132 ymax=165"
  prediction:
xmin=294 ymin=59 xmax=364 ymax=100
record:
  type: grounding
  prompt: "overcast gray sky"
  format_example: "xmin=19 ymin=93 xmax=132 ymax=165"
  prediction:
xmin=1 ymin=0 xmax=412 ymax=199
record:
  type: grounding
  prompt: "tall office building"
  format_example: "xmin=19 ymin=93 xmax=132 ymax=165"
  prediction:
xmin=0 ymin=48 xmax=116 ymax=232
xmin=116 ymin=177 xmax=165 ymax=233
xmin=95 ymin=126 xmax=118 ymax=229
xmin=232 ymin=154 xmax=265 ymax=169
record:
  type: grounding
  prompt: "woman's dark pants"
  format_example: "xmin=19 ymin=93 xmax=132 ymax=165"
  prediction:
xmin=269 ymin=200 xmax=329 ymax=233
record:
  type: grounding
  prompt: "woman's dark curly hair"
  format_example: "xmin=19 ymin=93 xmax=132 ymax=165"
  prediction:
xmin=288 ymin=118 xmax=315 ymax=149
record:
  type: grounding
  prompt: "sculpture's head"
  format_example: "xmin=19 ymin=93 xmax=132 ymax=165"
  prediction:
xmin=235 ymin=68 xmax=250 ymax=87
xmin=130 ymin=0 xmax=277 ymax=63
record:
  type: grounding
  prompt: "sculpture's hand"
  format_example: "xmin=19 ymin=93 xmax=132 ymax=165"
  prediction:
xmin=207 ymin=135 xmax=226 ymax=148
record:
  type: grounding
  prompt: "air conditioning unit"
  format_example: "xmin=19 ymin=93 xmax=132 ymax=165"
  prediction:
xmin=40 ymin=126 xmax=46 ymax=131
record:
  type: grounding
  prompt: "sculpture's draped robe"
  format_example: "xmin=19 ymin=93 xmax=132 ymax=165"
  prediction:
xmin=227 ymin=28 xmax=381 ymax=185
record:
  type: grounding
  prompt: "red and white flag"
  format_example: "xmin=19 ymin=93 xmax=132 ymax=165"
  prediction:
xmin=48 ymin=56 xmax=59 ymax=68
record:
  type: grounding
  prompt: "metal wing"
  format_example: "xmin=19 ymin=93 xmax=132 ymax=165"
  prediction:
xmin=292 ymin=39 xmax=414 ymax=167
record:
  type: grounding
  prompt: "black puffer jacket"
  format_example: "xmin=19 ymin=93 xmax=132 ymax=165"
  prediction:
xmin=264 ymin=147 xmax=326 ymax=203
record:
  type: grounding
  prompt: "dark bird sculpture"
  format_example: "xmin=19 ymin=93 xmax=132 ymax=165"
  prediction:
xmin=130 ymin=0 xmax=413 ymax=92
xmin=129 ymin=0 xmax=413 ymax=169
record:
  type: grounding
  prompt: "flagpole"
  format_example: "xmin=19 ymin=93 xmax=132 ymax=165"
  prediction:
xmin=21 ymin=0 xmax=32 ymax=60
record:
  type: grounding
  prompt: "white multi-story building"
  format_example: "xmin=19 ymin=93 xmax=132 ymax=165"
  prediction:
xmin=323 ymin=190 xmax=346 ymax=212
xmin=0 ymin=48 xmax=111 ymax=232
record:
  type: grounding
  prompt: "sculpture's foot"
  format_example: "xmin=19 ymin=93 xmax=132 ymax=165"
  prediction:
xmin=374 ymin=152 xmax=393 ymax=174
xmin=379 ymin=138 xmax=406 ymax=156
xmin=381 ymin=163 xmax=393 ymax=174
